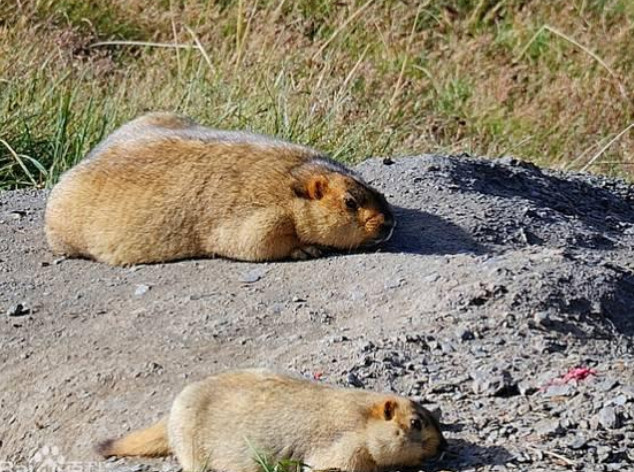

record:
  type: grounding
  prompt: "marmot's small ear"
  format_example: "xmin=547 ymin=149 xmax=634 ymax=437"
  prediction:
xmin=371 ymin=400 xmax=397 ymax=421
xmin=383 ymin=400 xmax=397 ymax=420
xmin=293 ymin=175 xmax=329 ymax=200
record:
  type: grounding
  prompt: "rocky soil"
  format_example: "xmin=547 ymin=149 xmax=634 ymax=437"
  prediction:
xmin=1 ymin=155 xmax=633 ymax=472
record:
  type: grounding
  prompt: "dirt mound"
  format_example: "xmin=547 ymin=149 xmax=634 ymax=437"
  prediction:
xmin=364 ymin=155 xmax=634 ymax=337
xmin=1 ymin=155 xmax=633 ymax=471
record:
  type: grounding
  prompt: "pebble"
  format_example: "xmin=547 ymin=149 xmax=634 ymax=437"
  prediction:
xmin=544 ymin=384 xmax=573 ymax=397
xmin=609 ymin=394 xmax=627 ymax=407
xmin=239 ymin=268 xmax=268 ymax=284
xmin=6 ymin=303 xmax=29 ymax=317
xmin=533 ymin=311 xmax=551 ymax=326
xmin=597 ymin=406 xmax=620 ymax=430
xmin=599 ymin=379 xmax=619 ymax=392
xmin=534 ymin=418 xmax=564 ymax=437
xmin=568 ymin=436 xmax=588 ymax=450
xmin=440 ymin=341 xmax=456 ymax=354
xmin=384 ymin=278 xmax=405 ymax=289
xmin=471 ymin=369 xmax=519 ymax=397
xmin=597 ymin=445 xmax=612 ymax=463
xmin=346 ymin=372 xmax=364 ymax=388
xmin=457 ymin=327 xmax=475 ymax=342
xmin=134 ymin=284 xmax=150 ymax=296
xmin=621 ymin=385 xmax=634 ymax=399
xmin=270 ymin=303 xmax=284 ymax=315
xmin=605 ymin=464 xmax=624 ymax=472
xmin=518 ymin=381 xmax=537 ymax=396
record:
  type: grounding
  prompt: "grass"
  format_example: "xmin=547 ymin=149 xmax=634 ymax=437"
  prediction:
xmin=1 ymin=0 xmax=633 ymax=189
xmin=246 ymin=438 xmax=305 ymax=472
xmin=253 ymin=449 xmax=305 ymax=472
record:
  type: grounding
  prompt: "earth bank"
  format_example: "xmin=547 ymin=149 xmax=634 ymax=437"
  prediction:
xmin=1 ymin=154 xmax=633 ymax=471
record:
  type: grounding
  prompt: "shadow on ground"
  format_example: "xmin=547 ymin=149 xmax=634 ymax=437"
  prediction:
xmin=601 ymin=268 xmax=634 ymax=337
xmin=405 ymin=438 xmax=514 ymax=472
xmin=381 ymin=206 xmax=487 ymax=256
xmin=531 ymin=265 xmax=634 ymax=338
xmin=447 ymin=158 xmax=634 ymax=233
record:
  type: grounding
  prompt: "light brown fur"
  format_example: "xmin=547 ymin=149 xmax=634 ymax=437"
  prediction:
xmin=45 ymin=113 xmax=394 ymax=265
xmin=96 ymin=369 xmax=446 ymax=472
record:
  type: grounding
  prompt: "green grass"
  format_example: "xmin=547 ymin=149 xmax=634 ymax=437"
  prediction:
xmin=1 ymin=0 xmax=633 ymax=189
xmin=246 ymin=438 xmax=305 ymax=472
xmin=31 ymin=0 xmax=149 ymax=39
xmin=253 ymin=449 xmax=305 ymax=472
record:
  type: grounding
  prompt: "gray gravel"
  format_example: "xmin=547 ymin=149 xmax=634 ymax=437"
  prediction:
xmin=1 ymin=154 xmax=633 ymax=472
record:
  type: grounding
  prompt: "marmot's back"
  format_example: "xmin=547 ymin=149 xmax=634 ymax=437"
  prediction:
xmin=45 ymin=113 xmax=395 ymax=265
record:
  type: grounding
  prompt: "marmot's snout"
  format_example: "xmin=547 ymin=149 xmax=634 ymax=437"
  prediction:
xmin=378 ymin=212 xmax=396 ymax=243
xmin=364 ymin=209 xmax=396 ymax=246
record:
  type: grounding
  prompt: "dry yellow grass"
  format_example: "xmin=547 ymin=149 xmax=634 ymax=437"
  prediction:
xmin=1 ymin=0 xmax=632 ymax=188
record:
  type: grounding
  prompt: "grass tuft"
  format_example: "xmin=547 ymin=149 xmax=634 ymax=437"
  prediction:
xmin=252 ymin=448 xmax=305 ymax=472
xmin=1 ymin=0 xmax=633 ymax=189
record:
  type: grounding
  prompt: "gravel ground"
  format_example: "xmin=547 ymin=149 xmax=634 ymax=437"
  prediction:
xmin=1 ymin=154 xmax=633 ymax=472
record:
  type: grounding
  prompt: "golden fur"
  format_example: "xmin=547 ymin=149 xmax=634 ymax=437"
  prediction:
xmin=45 ymin=113 xmax=395 ymax=265
xmin=96 ymin=369 xmax=446 ymax=472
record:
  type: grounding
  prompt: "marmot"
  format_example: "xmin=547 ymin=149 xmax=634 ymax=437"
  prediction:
xmin=96 ymin=369 xmax=446 ymax=472
xmin=44 ymin=113 xmax=395 ymax=265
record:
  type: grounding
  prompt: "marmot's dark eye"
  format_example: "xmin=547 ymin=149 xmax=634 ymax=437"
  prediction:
xmin=344 ymin=196 xmax=358 ymax=211
xmin=410 ymin=418 xmax=422 ymax=431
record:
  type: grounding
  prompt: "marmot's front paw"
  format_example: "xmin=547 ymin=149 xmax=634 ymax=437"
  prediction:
xmin=290 ymin=246 xmax=322 ymax=260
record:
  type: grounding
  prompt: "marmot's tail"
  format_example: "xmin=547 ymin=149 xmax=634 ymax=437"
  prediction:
xmin=96 ymin=417 xmax=169 ymax=457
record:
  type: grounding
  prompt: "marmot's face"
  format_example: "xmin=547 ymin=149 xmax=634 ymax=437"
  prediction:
xmin=297 ymin=173 xmax=395 ymax=250
xmin=341 ymin=176 xmax=395 ymax=248
xmin=367 ymin=399 xmax=446 ymax=467
xmin=408 ymin=402 xmax=447 ymax=461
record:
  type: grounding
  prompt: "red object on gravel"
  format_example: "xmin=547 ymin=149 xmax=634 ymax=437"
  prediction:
xmin=542 ymin=367 xmax=597 ymax=390
xmin=560 ymin=367 xmax=597 ymax=383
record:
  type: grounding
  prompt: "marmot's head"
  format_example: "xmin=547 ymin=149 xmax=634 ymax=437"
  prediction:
xmin=365 ymin=397 xmax=446 ymax=468
xmin=290 ymin=161 xmax=395 ymax=251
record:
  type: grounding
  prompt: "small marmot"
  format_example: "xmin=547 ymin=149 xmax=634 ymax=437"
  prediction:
xmin=44 ymin=113 xmax=395 ymax=265
xmin=96 ymin=369 xmax=446 ymax=472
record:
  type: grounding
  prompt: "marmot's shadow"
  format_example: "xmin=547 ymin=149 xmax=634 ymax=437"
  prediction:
xmin=381 ymin=206 xmax=487 ymax=256
xmin=418 ymin=438 xmax=515 ymax=472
